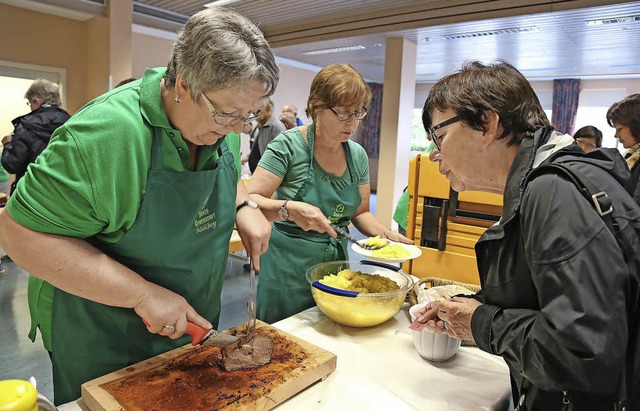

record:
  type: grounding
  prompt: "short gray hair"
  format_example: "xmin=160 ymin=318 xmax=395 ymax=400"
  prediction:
xmin=25 ymin=78 xmax=61 ymax=106
xmin=165 ymin=7 xmax=279 ymax=100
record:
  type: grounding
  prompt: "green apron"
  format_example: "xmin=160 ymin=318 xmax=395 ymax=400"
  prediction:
xmin=256 ymin=124 xmax=362 ymax=324
xmin=50 ymin=129 xmax=237 ymax=405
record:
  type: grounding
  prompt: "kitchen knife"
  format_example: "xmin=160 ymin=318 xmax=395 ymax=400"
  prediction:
xmin=185 ymin=322 xmax=239 ymax=348
xmin=143 ymin=319 xmax=239 ymax=348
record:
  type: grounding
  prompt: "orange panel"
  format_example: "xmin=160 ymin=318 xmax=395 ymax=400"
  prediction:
xmin=408 ymin=248 xmax=480 ymax=285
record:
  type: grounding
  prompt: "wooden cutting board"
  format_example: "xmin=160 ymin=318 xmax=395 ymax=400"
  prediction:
xmin=81 ymin=321 xmax=336 ymax=411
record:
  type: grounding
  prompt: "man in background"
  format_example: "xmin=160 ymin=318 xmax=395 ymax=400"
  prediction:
xmin=248 ymin=98 xmax=286 ymax=173
xmin=282 ymin=103 xmax=303 ymax=126
xmin=2 ymin=78 xmax=70 ymax=195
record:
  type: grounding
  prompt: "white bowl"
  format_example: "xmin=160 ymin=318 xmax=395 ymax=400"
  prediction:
xmin=409 ymin=303 xmax=461 ymax=362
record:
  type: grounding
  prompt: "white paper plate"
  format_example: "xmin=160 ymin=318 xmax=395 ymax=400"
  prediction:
xmin=351 ymin=241 xmax=422 ymax=263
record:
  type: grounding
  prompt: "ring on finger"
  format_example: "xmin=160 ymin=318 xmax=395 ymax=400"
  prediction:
xmin=163 ymin=325 xmax=176 ymax=331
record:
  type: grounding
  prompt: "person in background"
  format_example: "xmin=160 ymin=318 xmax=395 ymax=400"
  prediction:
xmin=573 ymin=125 xmax=602 ymax=153
xmin=0 ymin=7 xmax=276 ymax=404
xmin=247 ymin=98 xmax=286 ymax=173
xmin=607 ymin=93 xmax=640 ymax=206
xmin=1 ymin=78 xmax=70 ymax=195
xmin=114 ymin=77 xmax=137 ymax=88
xmin=282 ymin=103 xmax=303 ymax=126
xmin=393 ymin=142 xmax=435 ymax=236
xmin=416 ymin=61 xmax=639 ymax=410
xmin=0 ymin=164 xmax=8 ymax=196
xmin=279 ymin=112 xmax=297 ymax=130
xmin=248 ymin=63 xmax=411 ymax=324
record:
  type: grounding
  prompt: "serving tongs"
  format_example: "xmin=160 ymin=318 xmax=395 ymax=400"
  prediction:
xmin=246 ymin=257 xmax=257 ymax=333
xmin=331 ymin=224 xmax=390 ymax=250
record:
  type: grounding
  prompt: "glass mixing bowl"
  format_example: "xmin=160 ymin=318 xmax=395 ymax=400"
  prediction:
xmin=306 ymin=260 xmax=412 ymax=327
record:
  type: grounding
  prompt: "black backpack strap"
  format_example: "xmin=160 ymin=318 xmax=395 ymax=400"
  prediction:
xmin=525 ymin=161 xmax=629 ymax=409
xmin=526 ymin=163 xmax=615 ymax=232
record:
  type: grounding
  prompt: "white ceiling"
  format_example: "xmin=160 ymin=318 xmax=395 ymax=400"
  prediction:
xmin=6 ymin=0 xmax=640 ymax=83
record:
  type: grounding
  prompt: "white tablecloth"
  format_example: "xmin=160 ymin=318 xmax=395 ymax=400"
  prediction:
xmin=60 ymin=305 xmax=511 ymax=411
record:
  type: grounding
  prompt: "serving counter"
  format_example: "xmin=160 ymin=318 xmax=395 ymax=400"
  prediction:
xmin=59 ymin=305 xmax=511 ymax=411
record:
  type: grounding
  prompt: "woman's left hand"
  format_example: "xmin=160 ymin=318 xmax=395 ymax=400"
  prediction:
xmin=382 ymin=230 xmax=413 ymax=244
xmin=235 ymin=207 xmax=271 ymax=271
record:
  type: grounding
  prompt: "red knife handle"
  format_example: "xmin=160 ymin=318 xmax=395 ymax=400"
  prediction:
xmin=185 ymin=322 xmax=210 ymax=346
xmin=142 ymin=319 xmax=208 ymax=346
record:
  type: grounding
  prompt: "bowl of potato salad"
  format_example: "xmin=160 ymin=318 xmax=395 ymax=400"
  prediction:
xmin=306 ymin=260 xmax=413 ymax=327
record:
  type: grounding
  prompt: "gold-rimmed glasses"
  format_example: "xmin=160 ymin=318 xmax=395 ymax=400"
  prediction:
xmin=201 ymin=93 xmax=263 ymax=126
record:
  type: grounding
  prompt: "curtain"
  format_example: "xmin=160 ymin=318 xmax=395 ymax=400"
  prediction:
xmin=362 ymin=82 xmax=383 ymax=158
xmin=551 ymin=79 xmax=581 ymax=135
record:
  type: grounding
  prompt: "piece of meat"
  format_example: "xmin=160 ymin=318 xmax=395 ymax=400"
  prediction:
xmin=222 ymin=332 xmax=274 ymax=371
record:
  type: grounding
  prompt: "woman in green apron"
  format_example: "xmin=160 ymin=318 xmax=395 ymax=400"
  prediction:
xmin=0 ymin=8 xmax=278 ymax=405
xmin=249 ymin=64 xmax=411 ymax=324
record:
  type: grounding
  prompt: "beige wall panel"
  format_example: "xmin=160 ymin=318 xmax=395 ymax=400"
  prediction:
xmin=132 ymin=33 xmax=173 ymax=78
xmin=0 ymin=4 xmax=90 ymax=113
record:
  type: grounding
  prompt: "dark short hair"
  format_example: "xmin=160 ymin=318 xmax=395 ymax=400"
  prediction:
xmin=422 ymin=60 xmax=551 ymax=146
xmin=573 ymin=125 xmax=603 ymax=147
xmin=606 ymin=93 xmax=640 ymax=143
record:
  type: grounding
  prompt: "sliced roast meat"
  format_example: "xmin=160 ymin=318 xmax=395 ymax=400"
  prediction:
xmin=222 ymin=333 xmax=274 ymax=371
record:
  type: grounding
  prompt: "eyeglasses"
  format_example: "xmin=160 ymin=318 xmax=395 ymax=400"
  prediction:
xmin=575 ymin=138 xmax=597 ymax=149
xmin=427 ymin=115 xmax=461 ymax=151
xmin=201 ymin=93 xmax=263 ymax=126
xmin=328 ymin=107 xmax=368 ymax=121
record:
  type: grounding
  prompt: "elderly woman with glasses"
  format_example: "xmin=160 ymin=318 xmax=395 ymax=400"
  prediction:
xmin=0 ymin=8 xmax=277 ymax=404
xmin=247 ymin=63 xmax=410 ymax=324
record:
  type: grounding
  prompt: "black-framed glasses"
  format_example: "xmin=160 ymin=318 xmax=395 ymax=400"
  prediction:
xmin=328 ymin=106 xmax=368 ymax=121
xmin=427 ymin=115 xmax=461 ymax=151
xmin=201 ymin=93 xmax=263 ymax=126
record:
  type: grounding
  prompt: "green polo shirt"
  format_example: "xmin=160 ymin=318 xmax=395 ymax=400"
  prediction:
xmin=7 ymin=67 xmax=241 ymax=246
xmin=258 ymin=127 xmax=370 ymax=201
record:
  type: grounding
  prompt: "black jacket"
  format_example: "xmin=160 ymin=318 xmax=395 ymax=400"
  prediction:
xmin=471 ymin=127 xmax=640 ymax=410
xmin=1 ymin=105 xmax=70 ymax=194
xmin=627 ymin=161 xmax=640 ymax=207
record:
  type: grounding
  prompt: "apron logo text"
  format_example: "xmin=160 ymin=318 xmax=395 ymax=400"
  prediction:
xmin=195 ymin=208 xmax=217 ymax=233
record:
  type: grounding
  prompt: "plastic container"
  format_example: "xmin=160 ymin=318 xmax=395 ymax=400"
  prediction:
xmin=409 ymin=303 xmax=461 ymax=362
xmin=0 ymin=380 xmax=38 ymax=411
xmin=306 ymin=260 xmax=412 ymax=327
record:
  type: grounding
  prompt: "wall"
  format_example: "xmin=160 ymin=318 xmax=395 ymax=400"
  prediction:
xmin=132 ymin=30 xmax=174 ymax=77
xmin=270 ymin=63 xmax=318 ymax=124
xmin=0 ymin=3 xmax=106 ymax=114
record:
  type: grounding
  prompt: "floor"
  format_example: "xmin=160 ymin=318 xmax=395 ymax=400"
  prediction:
xmin=0 ymin=195 xmax=377 ymax=402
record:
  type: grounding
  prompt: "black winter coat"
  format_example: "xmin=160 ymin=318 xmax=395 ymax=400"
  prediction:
xmin=627 ymin=161 xmax=640 ymax=207
xmin=470 ymin=127 xmax=640 ymax=410
xmin=1 ymin=105 xmax=70 ymax=194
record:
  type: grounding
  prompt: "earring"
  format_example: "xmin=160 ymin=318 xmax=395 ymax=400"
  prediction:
xmin=174 ymin=95 xmax=180 ymax=104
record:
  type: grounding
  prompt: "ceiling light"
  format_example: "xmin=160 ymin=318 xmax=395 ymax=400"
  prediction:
xmin=441 ymin=26 xmax=538 ymax=40
xmin=302 ymin=45 xmax=366 ymax=55
xmin=585 ymin=15 xmax=640 ymax=25
xmin=204 ymin=0 xmax=242 ymax=7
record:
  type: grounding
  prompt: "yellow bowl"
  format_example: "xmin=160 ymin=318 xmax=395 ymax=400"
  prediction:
xmin=306 ymin=260 xmax=412 ymax=327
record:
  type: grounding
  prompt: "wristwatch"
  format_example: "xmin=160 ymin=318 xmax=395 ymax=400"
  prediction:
xmin=278 ymin=200 xmax=290 ymax=221
xmin=236 ymin=200 xmax=259 ymax=213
